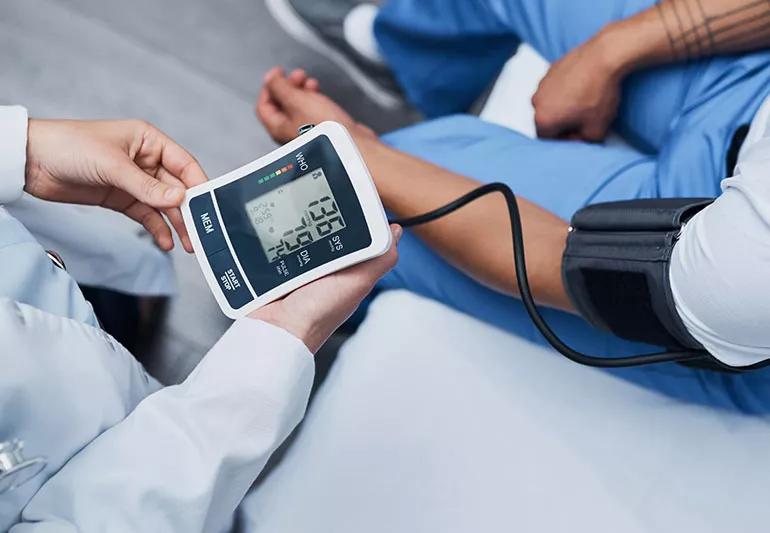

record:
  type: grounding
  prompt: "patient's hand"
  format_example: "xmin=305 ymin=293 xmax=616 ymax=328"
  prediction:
xmin=250 ymin=225 xmax=401 ymax=353
xmin=532 ymin=28 xmax=630 ymax=142
xmin=256 ymin=67 xmax=376 ymax=145
xmin=25 ymin=119 xmax=207 ymax=252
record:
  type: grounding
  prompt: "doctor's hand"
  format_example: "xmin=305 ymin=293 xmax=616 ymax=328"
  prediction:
xmin=250 ymin=225 xmax=402 ymax=354
xmin=25 ymin=119 xmax=208 ymax=252
xmin=532 ymin=26 xmax=632 ymax=142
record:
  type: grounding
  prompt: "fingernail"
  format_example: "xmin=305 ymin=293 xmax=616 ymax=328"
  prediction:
xmin=393 ymin=225 xmax=403 ymax=242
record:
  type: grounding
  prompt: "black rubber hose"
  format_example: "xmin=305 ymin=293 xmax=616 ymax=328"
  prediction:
xmin=389 ymin=182 xmax=706 ymax=368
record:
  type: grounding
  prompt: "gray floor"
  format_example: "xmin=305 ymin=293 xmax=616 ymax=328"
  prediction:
xmin=1 ymin=0 xmax=413 ymax=383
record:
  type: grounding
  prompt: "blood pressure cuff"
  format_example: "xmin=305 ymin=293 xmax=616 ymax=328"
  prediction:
xmin=562 ymin=198 xmax=713 ymax=352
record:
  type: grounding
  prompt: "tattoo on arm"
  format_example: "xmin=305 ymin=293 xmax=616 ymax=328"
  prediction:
xmin=656 ymin=0 xmax=770 ymax=60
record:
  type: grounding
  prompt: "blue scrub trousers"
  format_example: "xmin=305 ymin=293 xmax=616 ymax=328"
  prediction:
xmin=372 ymin=0 xmax=770 ymax=412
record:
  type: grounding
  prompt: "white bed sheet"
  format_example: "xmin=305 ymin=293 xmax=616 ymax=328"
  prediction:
xmin=239 ymin=291 xmax=770 ymax=532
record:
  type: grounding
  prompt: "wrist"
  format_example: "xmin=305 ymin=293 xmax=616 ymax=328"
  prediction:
xmin=24 ymin=119 xmax=41 ymax=181
xmin=592 ymin=24 xmax=642 ymax=78
xmin=350 ymin=127 xmax=387 ymax=174
xmin=596 ymin=11 xmax=675 ymax=75
xmin=24 ymin=119 xmax=58 ymax=192
xmin=350 ymin=128 xmax=393 ymax=197
xmin=350 ymin=122 xmax=379 ymax=145
xmin=247 ymin=309 xmax=322 ymax=354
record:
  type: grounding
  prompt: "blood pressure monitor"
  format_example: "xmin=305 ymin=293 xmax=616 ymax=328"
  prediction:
xmin=182 ymin=121 xmax=391 ymax=318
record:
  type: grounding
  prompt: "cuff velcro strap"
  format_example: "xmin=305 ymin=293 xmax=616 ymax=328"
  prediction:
xmin=562 ymin=198 xmax=712 ymax=351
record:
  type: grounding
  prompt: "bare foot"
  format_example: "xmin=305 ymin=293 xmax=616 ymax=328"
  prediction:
xmin=256 ymin=67 xmax=376 ymax=145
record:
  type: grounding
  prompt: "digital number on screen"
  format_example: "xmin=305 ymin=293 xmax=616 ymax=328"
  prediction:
xmin=245 ymin=168 xmax=347 ymax=263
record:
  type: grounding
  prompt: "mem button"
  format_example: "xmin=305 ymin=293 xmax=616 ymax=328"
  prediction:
xmin=208 ymin=249 xmax=253 ymax=310
xmin=190 ymin=193 xmax=227 ymax=256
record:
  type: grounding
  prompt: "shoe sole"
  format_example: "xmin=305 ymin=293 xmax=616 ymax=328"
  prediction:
xmin=265 ymin=0 xmax=403 ymax=109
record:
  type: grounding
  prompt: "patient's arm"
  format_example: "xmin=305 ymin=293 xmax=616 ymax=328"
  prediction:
xmin=257 ymin=70 xmax=573 ymax=311
xmin=534 ymin=0 xmax=770 ymax=140
xmin=632 ymin=0 xmax=770 ymax=63
xmin=354 ymin=133 xmax=573 ymax=312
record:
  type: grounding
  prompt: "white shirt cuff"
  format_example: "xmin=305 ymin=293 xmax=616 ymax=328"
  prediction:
xmin=0 ymin=106 xmax=28 ymax=205
xmin=186 ymin=317 xmax=315 ymax=425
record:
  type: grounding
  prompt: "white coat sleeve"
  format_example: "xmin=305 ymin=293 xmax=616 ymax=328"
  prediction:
xmin=670 ymin=135 xmax=770 ymax=368
xmin=11 ymin=318 xmax=315 ymax=533
xmin=0 ymin=105 xmax=28 ymax=205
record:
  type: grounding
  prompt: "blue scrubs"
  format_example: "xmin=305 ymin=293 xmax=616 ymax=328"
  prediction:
xmin=373 ymin=0 xmax=770 ymax=412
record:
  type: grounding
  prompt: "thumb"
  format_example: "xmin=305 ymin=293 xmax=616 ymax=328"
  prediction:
xmin=369 ymin=225 xmax=402 ymax=276
xmin=110 ymin=161 xmax=185 ymax=208
xmin=342 ymin=225 xmax=402 ymax=286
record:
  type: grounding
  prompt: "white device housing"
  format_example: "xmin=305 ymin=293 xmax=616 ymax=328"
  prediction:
xmin=182 ymin=121 xmax=392 ymax=319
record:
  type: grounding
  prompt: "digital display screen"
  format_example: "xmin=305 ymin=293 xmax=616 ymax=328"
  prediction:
xmin=244 ymin=168 xmax=346 ymax=263
xmin=207 ymin=134 xmax=372 ymax=299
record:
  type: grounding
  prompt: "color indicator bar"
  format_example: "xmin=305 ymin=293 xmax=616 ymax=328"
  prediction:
xmin=258 ymin=163 xmax=294 ymax=185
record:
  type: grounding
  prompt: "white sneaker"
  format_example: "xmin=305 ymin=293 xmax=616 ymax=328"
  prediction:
xmin=265 ymin=0 xmax=405 ymax=109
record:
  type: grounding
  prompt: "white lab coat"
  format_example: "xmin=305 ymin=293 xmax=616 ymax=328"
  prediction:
xmin=5 ymin=196 xmax=177 ymax=297
xmin=0 ymin=106 xmax=315 ymax=531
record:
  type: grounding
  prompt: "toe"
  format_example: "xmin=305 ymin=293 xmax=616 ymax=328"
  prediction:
xmin=305 ymin=78 xmax=320 ymax=91
xmin=263 ymin=66 xmax=284 ymax=84
xmin=288 ymin=68 xmax=308 ymax=86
